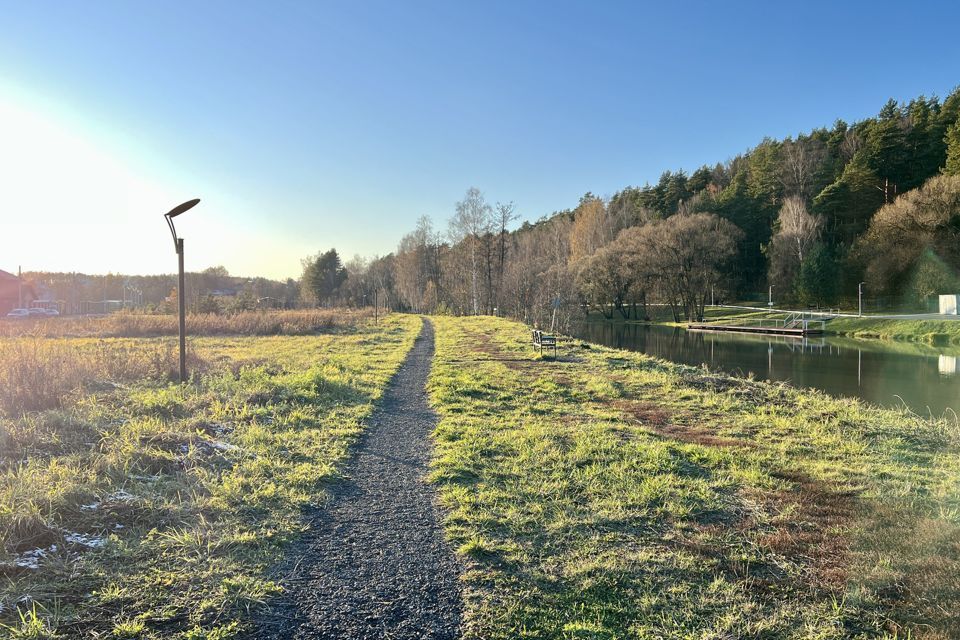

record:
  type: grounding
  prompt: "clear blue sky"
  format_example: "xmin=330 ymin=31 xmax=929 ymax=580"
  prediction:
xmin=1 ymin=0 xmax=958 ymax=279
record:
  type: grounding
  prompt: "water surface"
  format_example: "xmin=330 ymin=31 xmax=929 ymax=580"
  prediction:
xmin=571 ymin=321 xmax=960 ymax=416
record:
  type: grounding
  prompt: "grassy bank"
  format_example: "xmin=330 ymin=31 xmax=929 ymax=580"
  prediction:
xmin=827 ymin=317 xmax=960 ymax=346
xmin=0 ymin=313 xmax=420 ymax=638
xmin=428 ymin=316 xmax=960 ymax=639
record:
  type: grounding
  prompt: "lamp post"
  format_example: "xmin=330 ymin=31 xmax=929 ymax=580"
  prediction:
xmin=164 ymin=198 xmax=200 ymax=383
xmin=768 ymin=285 xmax=775 ymax=308
xmin=858 ymin=282 xmax=866 ymax=317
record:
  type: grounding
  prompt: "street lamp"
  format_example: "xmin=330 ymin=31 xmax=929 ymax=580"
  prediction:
xmin=858 ymin=282 xmax=866 ymax=317
xmin=768 ymin=285 xmax=775 ymax=308
xmin=163 ymin=198 xmax=200 ymax=383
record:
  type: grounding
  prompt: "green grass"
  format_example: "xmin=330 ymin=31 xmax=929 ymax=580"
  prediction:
xmin=827 ymin=317 xmax=960 ymax=346
xmin=0 ymin=314 xmax=421 ymax=638
xmin=428 ymin=315 xmax=960 ymax=639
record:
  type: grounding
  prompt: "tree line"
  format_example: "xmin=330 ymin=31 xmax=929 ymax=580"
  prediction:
xmin=303 ymin=88 xmax=960 ymax=327
xmin=26 ymin=267 xmax=300 ymax=314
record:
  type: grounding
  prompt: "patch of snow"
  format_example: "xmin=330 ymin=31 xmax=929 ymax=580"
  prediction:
xmin=107 ymin=490 xmax=135 ymax=502
xmin=209 ymin=440 xmax=238 ymax=452
xmin=13 ymin=548 xmax=46 ymax=570
xmin=64 ymin=532 xmax=106 ymax=549
xmin=10 ymin=543 xmax=62 ymax=570
xmin=80 ymin=502 xmax=100 ymax=511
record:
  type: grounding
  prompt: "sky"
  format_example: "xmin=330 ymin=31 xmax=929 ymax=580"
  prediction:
xmin=1 ymin=1 xmax=958 ymax=280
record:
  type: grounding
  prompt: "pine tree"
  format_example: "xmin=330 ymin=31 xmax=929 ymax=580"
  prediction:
xmin=945 ymin=120 xmax=960 ymax=176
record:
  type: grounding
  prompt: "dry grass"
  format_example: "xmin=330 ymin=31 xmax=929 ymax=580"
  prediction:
xmin=0 ymin=311 xmax=419 ymax=639
xmin=0 ymin=339 xmax=207 ymax=414
xmin=0 ymin=308 xmax=368 ymax=339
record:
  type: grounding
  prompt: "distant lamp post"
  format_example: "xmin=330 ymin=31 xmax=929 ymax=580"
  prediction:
xmin=858 ymin=282 xmax=866 ymax=317
xmin=163 ymin=198 xmax=201 ymax=383
xmin=768 ymin=285 xmax=775 ymax=308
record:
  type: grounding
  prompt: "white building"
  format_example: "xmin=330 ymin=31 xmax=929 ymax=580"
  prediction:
xmin=940 ymin=294 xmax=959 ymax=315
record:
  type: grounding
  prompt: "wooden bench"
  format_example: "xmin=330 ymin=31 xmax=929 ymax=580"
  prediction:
xmin=531 ymin=329 xmax=558 ymax=357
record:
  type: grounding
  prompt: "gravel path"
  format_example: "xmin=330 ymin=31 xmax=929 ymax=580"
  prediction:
xmin=251 ymin=319 xmax=463 ymax=639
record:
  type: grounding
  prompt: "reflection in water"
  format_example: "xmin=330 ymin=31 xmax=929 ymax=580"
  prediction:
xmin=571 ymin=322 xmax=959 ymax=416
xmin=941 ymin=355 xmax=958 ymax=376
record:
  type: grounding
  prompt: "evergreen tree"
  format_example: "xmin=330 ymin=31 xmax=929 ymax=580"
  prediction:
xmin=946 ymin=119 xmax=960 ymax=176
xmin=813 ymin=155 xmax=884 ymax=243
xmin=795 ymin=243 xmax=839 ymax=306
xmin=301 ymin=248 xmax=348 ymax=305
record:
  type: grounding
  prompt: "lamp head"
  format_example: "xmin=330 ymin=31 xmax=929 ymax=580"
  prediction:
xmin=165 ymin=198 xmax=201 ymax=219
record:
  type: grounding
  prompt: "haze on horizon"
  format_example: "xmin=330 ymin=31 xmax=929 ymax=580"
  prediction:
xmin=1 ymin=0 xmax=958 ymax=280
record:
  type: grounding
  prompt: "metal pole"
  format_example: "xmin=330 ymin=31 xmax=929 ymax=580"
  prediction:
xmin=374 ymin=289 xmax=378 ymax=325
xmin=858 ymin=282 xmax=864 ymax=317
xmin=178 ymin=238 xmax=187 ymax=383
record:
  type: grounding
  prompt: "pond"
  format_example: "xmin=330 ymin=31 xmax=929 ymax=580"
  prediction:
xmin=570 ymin=321 xmax=960 ymax=417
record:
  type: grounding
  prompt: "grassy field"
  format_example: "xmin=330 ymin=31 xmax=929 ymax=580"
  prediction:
xmin=0 ymin=311 xmax=420 ymax=638
xmin=428 ymin=316 xmax=960 ymax=639
xmin=827 ymin=317 xmax=960 ymax=347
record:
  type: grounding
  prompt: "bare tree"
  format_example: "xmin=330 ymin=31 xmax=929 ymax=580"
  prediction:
xmin=839 ymin=128 xmax=863 ymax=163
xmin=449 ymin=188 xmax=493 ymax=315
xmin=569 ymin=196 xmax=611 ymax=263
xmin=780 ymin=137 xmax=826 ymax=200
xmin=778 ymin=196 xmax=822 ymax=263
xmin=859 ymin=174 xmax=960 ymax=297
xmin=574 ymin=245 xmax=635 ymax=319
xmin=618 ymin=213 xmax=742 ymax=321
xmin=494 ymin=201 xmax=518 ymax=312
xmin=767 ymin=196 xmax=823 ymax=292
xmin=395 ymin=216 xmax=442 ymax=312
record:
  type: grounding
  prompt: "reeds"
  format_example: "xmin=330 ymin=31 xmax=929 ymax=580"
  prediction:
xmin=0 ymin=339 xmax=205 ymax=413
xmin=0 ymin=308 xmax=370 ymax=339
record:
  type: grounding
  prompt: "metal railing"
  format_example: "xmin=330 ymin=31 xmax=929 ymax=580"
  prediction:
xmin=695 ymin=314 xmax=829 ymax=333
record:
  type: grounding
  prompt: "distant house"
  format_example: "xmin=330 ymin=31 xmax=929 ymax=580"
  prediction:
xmin=0 ymin=269 xmax=36 ymax=315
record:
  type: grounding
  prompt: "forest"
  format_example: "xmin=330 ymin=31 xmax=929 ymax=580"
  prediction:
xmin=303 ymin=88 xmax=960 ymax=327
xmin=24 ymin=90 xmax=960 ymax=328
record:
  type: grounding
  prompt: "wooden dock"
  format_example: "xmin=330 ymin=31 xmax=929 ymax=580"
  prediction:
xmin=687 ymin=323 xmax=824 ymax=337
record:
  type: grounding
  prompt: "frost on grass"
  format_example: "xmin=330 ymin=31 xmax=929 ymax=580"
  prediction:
xmin=12 ymin=547 xmax=53 ymax=570
xmin=64 ymin=532 xmax=107 ymax=549
xmin=7 ymin=530 xmax=107 ymax=573
xmin=80 ymin=489 xmax=136 ymax=512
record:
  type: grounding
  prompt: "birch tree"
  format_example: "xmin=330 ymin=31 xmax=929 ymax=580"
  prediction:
xmin=449 ymin=188 xmax=493 ymax=315
xmin=767 ymin=196 xmax=823 ymax=292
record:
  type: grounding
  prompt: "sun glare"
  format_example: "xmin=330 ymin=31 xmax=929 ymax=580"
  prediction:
xmin=0 ymin=93 xmax=178 ymax=273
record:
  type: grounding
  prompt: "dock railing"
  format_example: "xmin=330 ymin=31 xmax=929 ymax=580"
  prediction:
xmin=694 ymin=312 xmax=829 ymax=333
